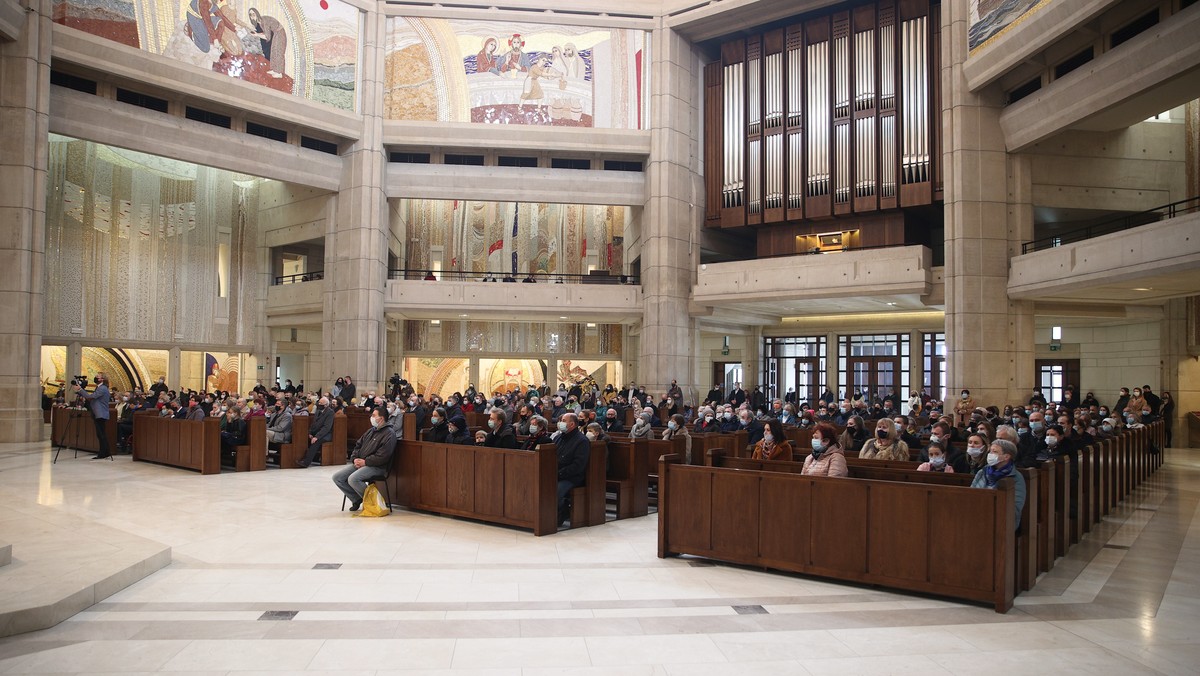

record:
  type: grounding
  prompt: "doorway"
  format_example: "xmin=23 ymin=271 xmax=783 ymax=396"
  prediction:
xmin=712 ymin=362 xmax=743 ymax=397
xmin=1035 ymin=359 xmax=1080 ymax=405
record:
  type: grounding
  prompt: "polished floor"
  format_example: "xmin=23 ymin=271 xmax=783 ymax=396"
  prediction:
xmin=0 ymin=437 xmax=1198 ymax=675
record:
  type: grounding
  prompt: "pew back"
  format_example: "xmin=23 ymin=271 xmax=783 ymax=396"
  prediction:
xmin=133 ymin=415 xmax=222 ymax=474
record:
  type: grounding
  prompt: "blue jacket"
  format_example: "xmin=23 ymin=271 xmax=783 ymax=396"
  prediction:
xmin=79 ymin=383 xmax=111 ymax=420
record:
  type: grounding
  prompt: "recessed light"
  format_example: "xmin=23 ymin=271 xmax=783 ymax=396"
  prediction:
xmin=559 ymin=316 xmax=568 ymax=320
xmin=459 ymin=314 xmax=469 ymax=318
xmin=1131 ymin=287 xmax=1152 ymax=291
xmin=885 ymin=302 xmax=897 ymax=306
xmin=430 ymin=320 xmax=440 ymax=325
xmin=586 ymin=323 xmax=597 ymax=328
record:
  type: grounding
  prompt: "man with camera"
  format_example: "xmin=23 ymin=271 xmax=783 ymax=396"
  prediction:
xmin=72 ymin=372 xmax=112 ymax=460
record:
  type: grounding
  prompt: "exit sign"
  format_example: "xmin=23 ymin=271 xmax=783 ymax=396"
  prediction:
xmin=1049 ymin=344 xmax=1061 ymax=351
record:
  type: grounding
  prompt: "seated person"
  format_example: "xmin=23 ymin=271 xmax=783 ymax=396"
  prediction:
xmin=917 ymin=441 xmax=953 ymax=472
xmin=837 ymin=415 xmax=868 ymax=455
xmin=554 ymin=413 xmax=590 ymax=526
xmin=484 ymin=408 xmax=519 ymax=448
xmin=970 ymin=439 xmax=1027 ymax=528
xmin=629 ymin=412 xmax=655 ymax=439
xmin=219 ymin=408 xmax=247 ymax=461
xmin=738 ymin=410 xmax=765 ymax=446
xmin=445 ymin=415 xmax=473 ymax=445
xmin=296 ymin=397 xmax=334 ymax=468
xmin=718 ymin=405 xmax=739 ymax=433
xmin=661 ymin=413 xmax=693 ymax=463
xmin=585 ymin=422 xmax=609 ymax=443
xmin=894 ymin=415 xmax=921 ymax=450
xmin=522 ymin=415 xmax=552 ymax=449
xmin=474 ymin=430 xmax=488 ymax=445
xmin=802 ymin=423 xmax=847 ymax=477
xmin=751 ymin=418 xmax=792 ymax=461
xmin=266 ymin=402 xmax=292 ymax=444
xmin=514 ymin=404 xmax=534 ymax=436
xmin=963 ymin=432 xmax=990 ymax=476
xmin=777 ymin=403 xmax=799 ymax=426
xmin=859 ymin=418 xmax=909 ymax=461
xmin=694 ymin=407 xmax=720 ymax=434
xmin=386 ymin=401 xmax=405 ymax=440
xmin=332 ymin=406 xmax=397 ymax=512
xmin=424 ymin=407 xmax=450 ymax=442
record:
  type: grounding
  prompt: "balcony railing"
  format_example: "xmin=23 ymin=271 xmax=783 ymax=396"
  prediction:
xmin=273 ymin=271 xmax=324 ymax=285
xmin=388 ymin=269 xmax=640 ymax=285
xmin=1022 ymin=197 xmax=1200 ymax=254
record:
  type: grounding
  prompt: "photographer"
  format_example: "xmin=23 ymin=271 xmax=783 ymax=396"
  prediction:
xmin=72 ymin=372 xmax=112 ymax=460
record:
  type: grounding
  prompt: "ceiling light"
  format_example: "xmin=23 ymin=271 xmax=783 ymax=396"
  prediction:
xmin=459 ymin=314 xmax=469 ymax=318
xmin=430 ymin=320 xmax=440 ymax=325
xmin=559 ymin=316 xmax=568 ymax=320
xmin=586 ymin=323 xmax=597 ymax=328
xmin=885 ymin=302 xmax=897 ymax=306
xmin=1131 ymin=287 xmax=1152 ymax=291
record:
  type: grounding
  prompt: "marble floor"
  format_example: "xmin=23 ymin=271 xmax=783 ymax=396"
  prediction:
xmin=0 ymin=437 xmax=1198 ymax=675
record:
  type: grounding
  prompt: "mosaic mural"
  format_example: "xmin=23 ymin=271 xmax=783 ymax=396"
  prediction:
xmin=396 ymin=199 xmax=629 ymax=277
xmin=969 ymin=0 xmax=1050 ymax=52
xmin=52 ymin=0 xmax=360 ymax=110
xmin=40 ymin=346 xmax=168 ymax=396
xmin=384 ymin=18 xmax=647 ymax=128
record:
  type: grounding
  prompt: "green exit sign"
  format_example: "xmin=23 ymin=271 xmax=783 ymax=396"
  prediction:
xmin=1049 ymin=344 xmax=1061 ymax=351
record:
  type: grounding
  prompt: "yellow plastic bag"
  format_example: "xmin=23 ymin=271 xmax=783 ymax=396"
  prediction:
xmin=353 ymin=484 xmax=390 ymax=517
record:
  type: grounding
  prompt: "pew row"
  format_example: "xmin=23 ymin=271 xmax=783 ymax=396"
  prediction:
xmin=658 ymin=453 xmax=1017 ymax=613
xmin=132 ymin=415 xmax=222 ymax=474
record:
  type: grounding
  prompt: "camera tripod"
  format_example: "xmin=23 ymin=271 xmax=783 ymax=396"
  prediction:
xmin=52 ymin=406 xmax=111 ymax=464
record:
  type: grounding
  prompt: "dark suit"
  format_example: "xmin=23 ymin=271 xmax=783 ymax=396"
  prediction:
xmin=299 ymin=407 xmax=335 ymax=466
xmin=555 ymin=427 xmax=590 ymax=522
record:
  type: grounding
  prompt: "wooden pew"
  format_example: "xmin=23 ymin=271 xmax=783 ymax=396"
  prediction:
xmin=660 ymin=453 xmax=1017 ymax=613
xmin=50 ymin=406 xmax=119 ymax=457
xmin=605 ymin=437 xmax=649 ymax=519
xmin=233 ymin=415 xmax=267 ymax=472
xmin=1052 ymin=454 xmax=1072 ymax=557
xmin=275 ymin=415 xmax=310 ymax=468
xmin=1078 ymin=444 xmax=1095 ymax=534
xmin=133 ymin=415 xmax=221 ymax=474
xmin=1037 ymin=460 xmax=1057 ymax=573
xmin=324 ymin=413 xmax=348 ymax=466
xmin=345 ymin=410 xmax=372 ymax=451
xmin=569 ymin=440 xmax=608 ymax=528
xmin=385 ymin=440 xmax=559 ymax=536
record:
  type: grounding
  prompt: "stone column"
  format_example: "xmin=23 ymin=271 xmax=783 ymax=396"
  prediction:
xmin=65 ymin=342 xmax=81 ymax=385
xmin=640 ymin=26 xmax=701 ymax=400
xmin=0 ymin=0 xmax=49 ymax=441
xmin=743 ymin=327 xmax=762 ymax=390
xmin=941 ymin=1 xmax=1032 ymax=408
xmin=323 ymin=8 xmax=388 ymax=395
xmin=168 ymin=347 xmax=181 ymax=390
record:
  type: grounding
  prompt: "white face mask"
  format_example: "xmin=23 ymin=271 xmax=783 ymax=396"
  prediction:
xmin=762 ymin=432 xmax=773 ymax=443
xmin=966 ymin=445 xmax=983 ymax=457
xmin=371 ymin=416 xmax=385 ymax=429
xmin=705 ymin=415 xmax=714 ymax=423
xmin=585 ymin=432 xmax=596 ymax=441
xmin=986 ymin=452 xmax=1000 ymax=466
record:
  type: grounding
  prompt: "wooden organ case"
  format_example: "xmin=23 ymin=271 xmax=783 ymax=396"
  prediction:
xmin=704 ymin=0 xmax=942 ymax=241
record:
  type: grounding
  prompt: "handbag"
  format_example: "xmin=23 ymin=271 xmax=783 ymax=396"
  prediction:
xmin=353 ymin=484 xmax=390 ymax=517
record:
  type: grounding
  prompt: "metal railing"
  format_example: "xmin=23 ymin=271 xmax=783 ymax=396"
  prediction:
xmin=1021 ymin=196 xmax=1200 ymax=254
xmin=272 ymin=271 xmax=324 ymax=285
xmin=388 ymin=269 xmax=640 ymax=285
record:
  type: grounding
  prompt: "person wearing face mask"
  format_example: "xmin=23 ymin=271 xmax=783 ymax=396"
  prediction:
xmin=1122 ymin=408 xmax=1146 ymax=429
xmin=737 ymin=409 xmax=765 ymax=446
xmin=444 ymin=415 xmax=472 ymax=445
xmin=522 ymin=415 xmax=552 ymax=449
xmin=837 ymin=415 xmax=868 ymax=455
xmin=718 ymin=406 xmax=739 ymax=433
xmin=629 ymin=412 xmax=655 ymax=440
xmin=1161 ymin=391 xmax=1175 ymax=446
xmin=777 ymin=403 xmax=799 ymax=425
xmin=600 ymin=407 xmax=625 ymax=434
xmin=1126 ymin=388 xmax=1146 ymax=418
xmin=832 ymin=402 xmax=853 ymax=426
xmin=859 ymin=418 xmax=910 ymax=461
xmin=918 ymin=441 xmax=953 ymax=472
xmin=585 ymin=422 xmax=610 ymax=445
xmin=751 ymin=418 xmax=791 ymax=461
xmin=114 ymin=392 xmax=135 ymax=452
xmin=513 ymin=404 xmax=533 ymax=436
xmin=894 ymin=416 xmax=921 ymax=450
xmin=554 ymin=413 xmax=590 ymax=526
xmin=296 ymin=397 xmax=335 ymax=467
xmin=927 ymin=421 xmax=969 ymax=473
xmin=692 ymin=407 xmax=715 ymax=434
xmin=1141 ymin=385 xmax=1161 ymax=416
xmin=185 ymin=395 xmax=207 ymax=421
xmin=953 ymin=389 xmax=975 ymax=427
xmin=332 ymin=406 xmax=397 ymax=512
xmin=970 ymin=440 xmax=1026 ymax=528
xmin=424 ymin=407 xmax=450 ymax=442
xmin=266 ymin=401 xmax=293 ymax=444
xmin=483 ymin=408 xmax=518 ymax=449
xmin=1095 ymin=417 xmax=1117 ymax=440
xmin=386 ymin=401 xmax=406 ymax=440
xmin=963 ymin=432 xmax=990 ymax=475
xmin=803 ymin=423 xmax=847 ymax=477
xmin=661 ymin=413 xmax=693 ymax=463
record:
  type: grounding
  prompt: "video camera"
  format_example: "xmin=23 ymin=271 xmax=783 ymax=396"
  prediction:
xmin=389 ymin=373 xmax=402 ymax=387
xmin=71 ymin=375 xmax=91 ymax=389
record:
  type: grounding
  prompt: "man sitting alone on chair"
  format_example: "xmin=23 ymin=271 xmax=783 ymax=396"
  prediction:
xmin=333 ymin=406 xmax=397 ymax=512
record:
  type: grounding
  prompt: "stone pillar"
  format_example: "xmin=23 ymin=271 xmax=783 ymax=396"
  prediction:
xmin=168 ymin=347 xmax=181 ymax=390
xmin=825 ymin=331 xmax=839 ymax=399
xmin=0 ymin=0 xmax=48 ymax=441
xmin=323 ymin=8 xmax=388 ymax=395
xmin=468 ymin=357 xmax=480 ymax=394
xmin=640 ymin=26 xmax=701 ymax=400
xmin=743 ymin=327 xmax=762 ymax=390
xmin=385 ymin=324 xmax=402 ymax=380
xmin=941 ymin=1 xmax=1032 ymax=408
xmin=65 ymin=342 xmax=81 ymax=385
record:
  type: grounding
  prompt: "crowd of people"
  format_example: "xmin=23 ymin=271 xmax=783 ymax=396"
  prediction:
xmin=56 ymin=372 xmax=1173 ymax=527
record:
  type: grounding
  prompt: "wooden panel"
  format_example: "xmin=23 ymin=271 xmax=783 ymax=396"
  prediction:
xmin=809 ymin=478 xmax=868 ymax=573
xmin=711 ymin=472 xmax=760 ymax=559
xmin=868 ymin=482 xmax=928 ymax=583
xmin=666 ymin=468 xmax=712 ymax=552
xmin=759 ymin=473 xmax=811 ymax=565
xmin=929 ymin=488 xmax=995 ymax=591
xmin=167 ymin=421 xmax=181 ymax=467
xmin=446 ymin=446 xmax=475 ymax=512
xmin=474 ymin=450 xmax=505 ymax=517
xmin=503 ymin=452 xmax=536 ymax=521
xmin=420 ymin=445 xmax=447 ymax=508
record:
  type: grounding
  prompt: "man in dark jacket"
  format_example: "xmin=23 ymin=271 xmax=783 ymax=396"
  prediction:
xmin=297 ymin=397 xmax=335 ymax=467
xmin=600 ymin=407 xmax=624 ymax=434
xmin=705 ymin=384 xmax=724 ymax=406
xmin=1142 ymin=385 xmax=1161 ymax=416
xmin=483 ymin=408 xmax=518 ymax=448
xmin=332 ymin=406 xmax=396 ymax=511
xmin=554 ymin=413 xmax=590 ymax=526
xmin=446 ymin=414 xmax=472 ymax=445
xmin=727 ymin=383 xmax=746 ymax=407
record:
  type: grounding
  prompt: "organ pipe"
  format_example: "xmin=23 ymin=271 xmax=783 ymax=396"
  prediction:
xmin=705 ymin=1 xmax=938 ymax=227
